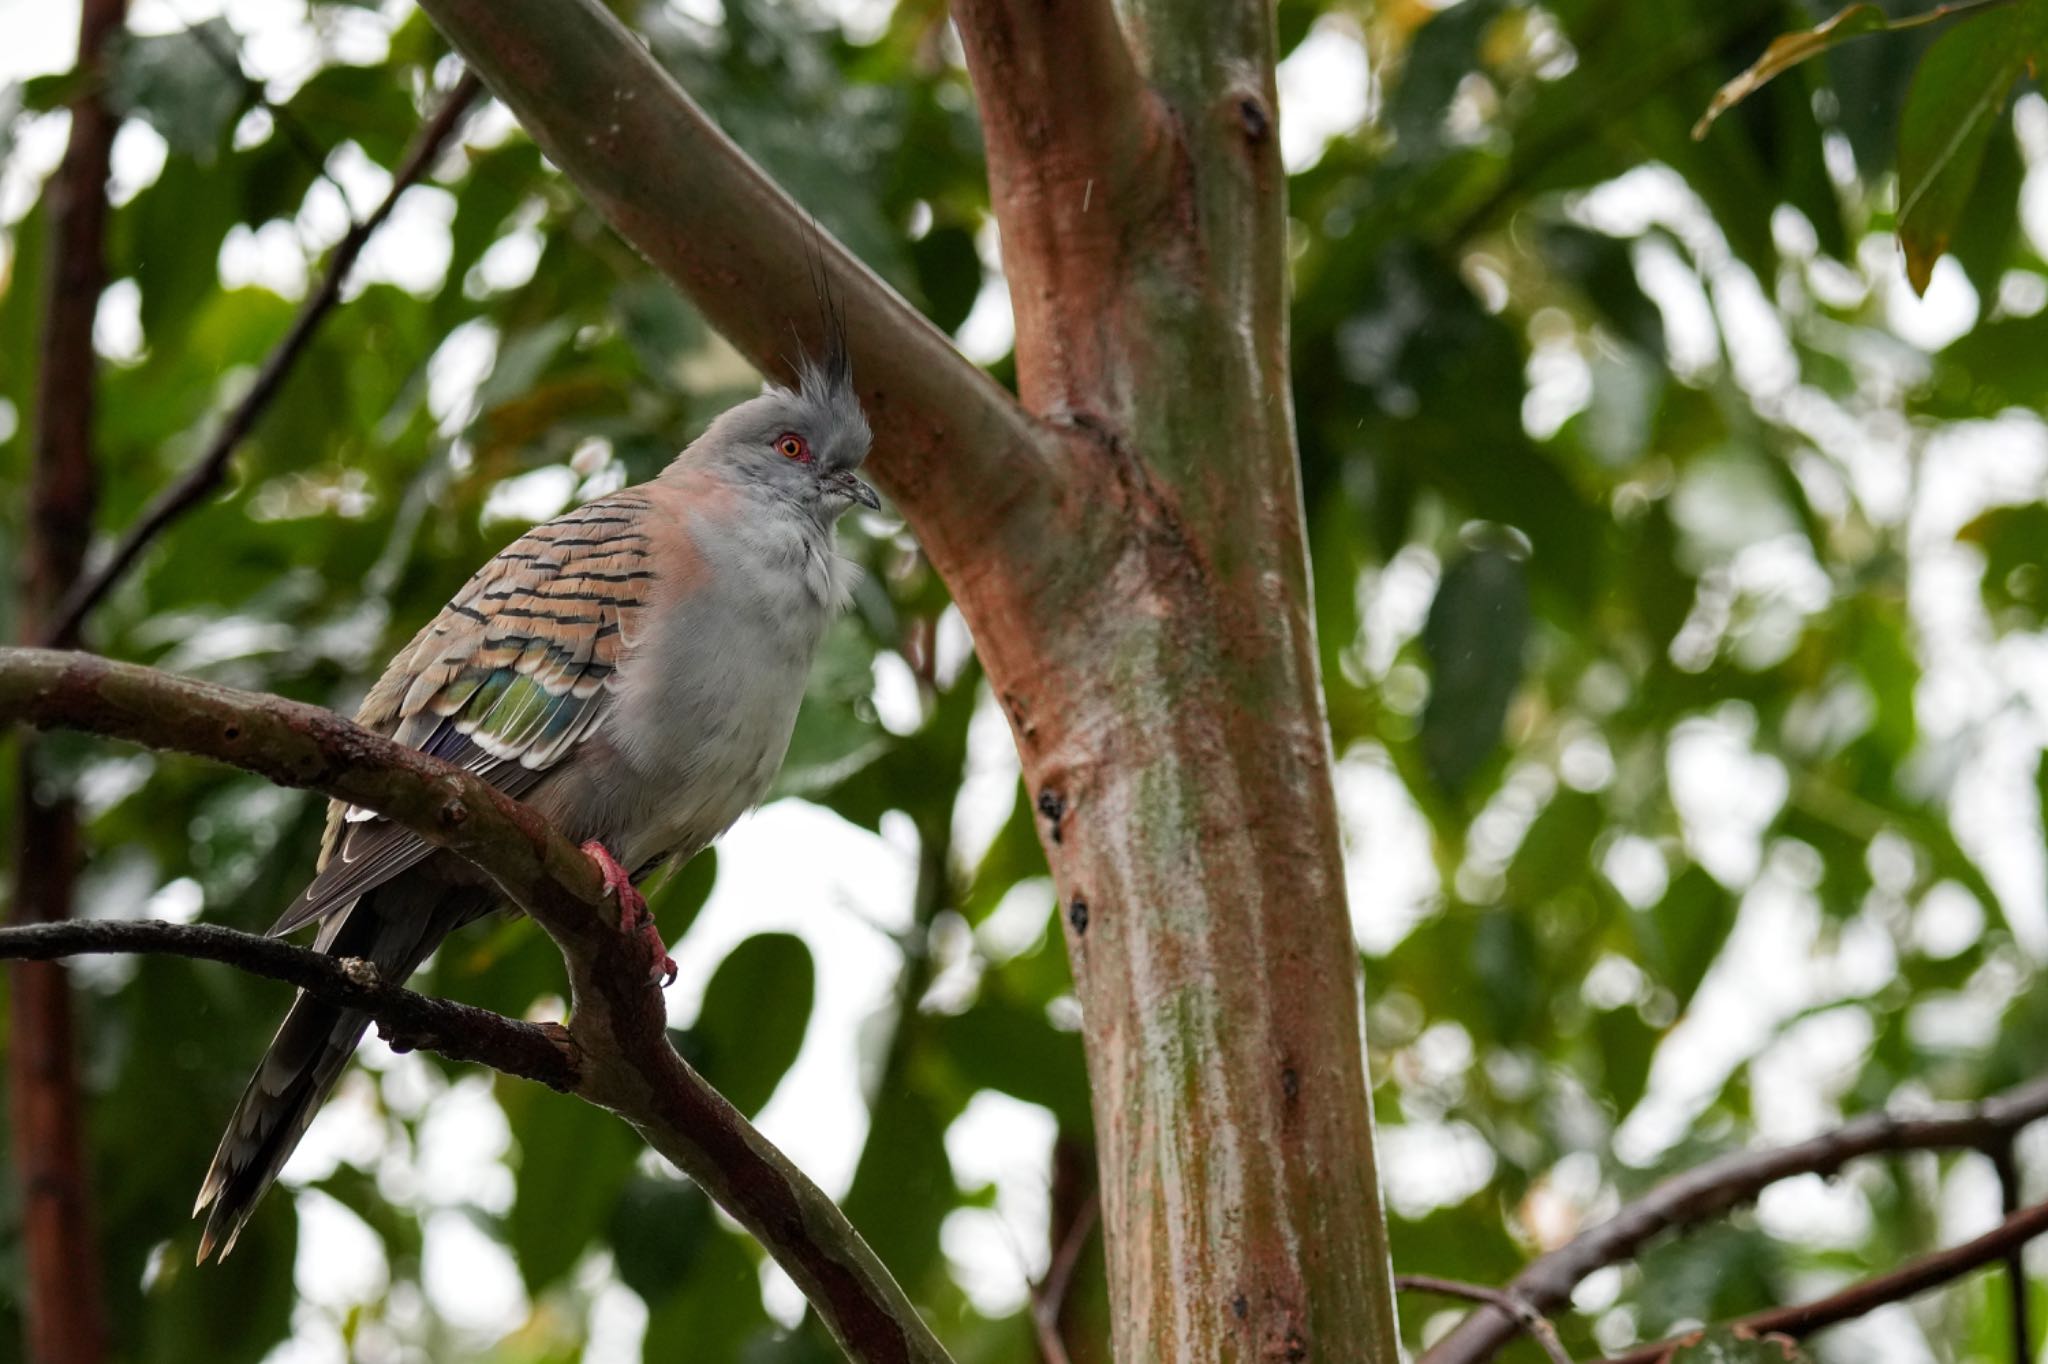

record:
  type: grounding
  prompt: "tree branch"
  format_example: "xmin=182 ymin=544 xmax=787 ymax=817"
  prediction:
xmin=1595 ymin=1199 xmax=2048 ymax=1364
xmin=42 ymin=70 xmax=486 ymax=649
xmin=0 ymin=919 xmax=579 ymax=1089
xmin=1031 ymin=1187 xmax=1098 ymax=1364
xmin=412 ymin=0 xmax=1054 ymax=590
xmin=1421 ymin=1074 xmax=2048 ymax=1364
xmin=0 ymin=645 xmax=611 ymax=943
xmin=0 ymin=645 xmax=956 ymax=1364
xmin=1396 ymin=1277 xmax=1574 ymax=1364
xmin=1991 ymin=1140 xmax=2031 ymax=1362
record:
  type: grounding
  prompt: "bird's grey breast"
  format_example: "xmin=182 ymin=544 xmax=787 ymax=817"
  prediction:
xmin=602 ymin=497 xmax=840 ymax=867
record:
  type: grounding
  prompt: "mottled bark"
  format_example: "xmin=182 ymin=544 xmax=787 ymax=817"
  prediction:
xmin=414 ymin=1 xmax=1400 ymax=1359
xmin=951 ymin=4 xmax=1398 ymax=1359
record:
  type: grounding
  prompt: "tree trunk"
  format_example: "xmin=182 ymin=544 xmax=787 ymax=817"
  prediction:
xmin=947 ymin=7 xmax=1399 ymax=1358
xmin=10 ymin=3 xmax=126 ymax=1362
xmin=376 ymin=1 xmax=1405 ymax=1357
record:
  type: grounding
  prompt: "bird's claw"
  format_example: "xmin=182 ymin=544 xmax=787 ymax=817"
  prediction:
xmin=580 ymin=840 xmax=676 ymax=989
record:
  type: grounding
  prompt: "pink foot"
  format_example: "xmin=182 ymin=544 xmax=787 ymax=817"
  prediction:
xmin=581 ymin=840 xmax=677 ymax=988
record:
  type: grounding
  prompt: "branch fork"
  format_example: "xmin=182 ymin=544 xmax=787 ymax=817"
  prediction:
xmin=0 ymin=646 xmax=954 ymax=1364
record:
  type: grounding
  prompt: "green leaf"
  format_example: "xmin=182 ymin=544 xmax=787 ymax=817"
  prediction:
xmin=606 ymin=1173 xmax=714 ymax=1305
xmin=908 ymin=223 xmax=982 ymax=336
xmin=933 ymin=995 xmax=1092 ymax=1132
xmin=1946 ymin=110 xmax=2025 ymax=290
xmin=475 ymin=318 xmax=574 ymax=417
xmin=502 ymin=1084 xmax=641 ymax=1293
xmin=1386 ymin=0 xmax=1507 ymax=163
xmin=839 ymin=1078 xmax=955 ymax=1295
xmin=1637 ymin=865 xmax=1738 ymax=1010
xmin=1470 ymin=908 xmax=1544 ymax=1044
xmin=1897 ymin=2 xmax=2048 ymax=294
xmin=111 ymin=20 xmax=251 ymax=162
xmin=1506 ymin=790 xmax=1602 ymax=906
xmin=1591 ymin=1002 xmax=1657 ymax=1115
xmin=1693 ymin=0 xmax=2015 ymax=139
xmin=2037 ymin=750 xmax=2048 ymax=846
xmin=135 ymin=1200 xmax=297 ymax=1364
xmin=680 ymin=932 xmax=815 ymax=1117
xmin=1422 ymin=544 xmax=1531 ymax=797
xmin=641 ymin=1222 xmax=772 ymax=1359
xmin=1958 ymin=503 xmax=2048 ymax=630
xmin=19 ymin=69 xmax=88 ymax=112
xmin=961 ymin=781 xmax=1045 ymax=923
xmin=1534 ymin=222 xmax=1667 ymax=361
xmin=646 ymin=845 xmax=718 ymax=946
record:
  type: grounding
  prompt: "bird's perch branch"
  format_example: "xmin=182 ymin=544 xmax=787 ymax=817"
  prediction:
xmin=1595 ymin=1198 xmax=2048 ymax=1364
xmin=0 ymin=646 xmax=955 ymax=1364
xmin=1422 ymin=1072 xmax=2048 ymax=1364
xmin=0 ymin=920 xmax=579 ymax=1089
xmin=412 ymin=0 xmax=1055 ymax=596
xmin=1990 ymin=1140 xmax=2031 ymax=1361
xmin=42 ymin=70 xmax=486 ymax=650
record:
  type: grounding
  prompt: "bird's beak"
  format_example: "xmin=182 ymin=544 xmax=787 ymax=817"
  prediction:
xmin=834 ymin=470 xmax=881 ymax=510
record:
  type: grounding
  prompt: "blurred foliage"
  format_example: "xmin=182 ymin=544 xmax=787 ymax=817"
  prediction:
xmin=1665 ymin=1329 xmax=1814 ymax=1363
xmin=0 ymin=0 xmax=2045 ymax=1361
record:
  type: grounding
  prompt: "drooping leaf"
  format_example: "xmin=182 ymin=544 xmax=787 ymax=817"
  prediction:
xmin=679 ymin=932 xmax=815 ymax=1117
xmin=1506 ymin=790 xmax=1603 ymax=906
xmin=1896 ymin=2 xmax=2048 ymax=293
xmin=1637 ymin=865 xmax=1739 ymax=1011
xmin=110 ymin=20 xmax=252 ymax=162
xmin=1693 ymin=0 xmax=2015 ymax=139
xmin=607 ymin=1173 xmax=715 ymax=1305
xmin=641 ymin=1222 xmax=774 ymax=1359
xmin=502 ymin=1083 xmax=642 ymax=1293
xmin=1421 ymin=544 xmax=1531 ymax=797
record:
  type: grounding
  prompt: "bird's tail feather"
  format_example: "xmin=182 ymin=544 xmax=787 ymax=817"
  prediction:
xmin=193 ymin=876 xmax=487 ymax=1262
xmin=193 ymin=991 xmax=367 ymax=1262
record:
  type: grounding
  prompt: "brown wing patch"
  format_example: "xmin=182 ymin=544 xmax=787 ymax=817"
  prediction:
xmin=275 ymin=492 xmax=665 ymax=936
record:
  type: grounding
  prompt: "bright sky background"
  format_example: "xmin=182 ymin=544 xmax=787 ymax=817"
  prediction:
xmin=5 ymin=1 xmax=2048 ymax=1360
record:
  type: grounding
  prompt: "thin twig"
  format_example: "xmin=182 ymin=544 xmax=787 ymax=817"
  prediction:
xmin=1421 ymin=1072 xmax=2048 ymax=1364
xmin=1990 ymin=1140 xmax=2031 ymax=1363
xmin=1596 ymin=1200 xmax=2048 ymax=1364
xmin=1031 ymin=1189 xmax=1099 ymax=1364
xmin=42 ymin=70 xmax=485 ymax=648
xmin=0 ymin=919 xmax=579 ymax=1089
xmin=1398 ymin=1276 xmax=1576 ymax=1364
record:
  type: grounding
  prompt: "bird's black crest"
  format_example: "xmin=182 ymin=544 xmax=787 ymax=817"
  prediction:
xmin=763 ymin=227 xmax=868 ymax=470
xmin=793 ymin=226 xmax=854 ymax=409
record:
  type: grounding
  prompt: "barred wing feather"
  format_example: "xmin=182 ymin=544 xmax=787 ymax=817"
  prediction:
xmin=269 ymin=493 xmax=656 ymax=936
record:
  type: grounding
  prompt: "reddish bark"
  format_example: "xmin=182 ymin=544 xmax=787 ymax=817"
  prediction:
xmin=11 ymin=4 xmax=127 ymax=1363
xmin=948 ymin=3 xmax=1399 ymax=1358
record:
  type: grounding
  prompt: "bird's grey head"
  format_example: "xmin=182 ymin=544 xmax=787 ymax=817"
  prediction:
xmin=684 ymin=337 xmax=877 ymax=519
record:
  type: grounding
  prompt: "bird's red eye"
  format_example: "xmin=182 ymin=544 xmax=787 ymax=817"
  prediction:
xmin=776 ymin=433 xmax=810 ymax=462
